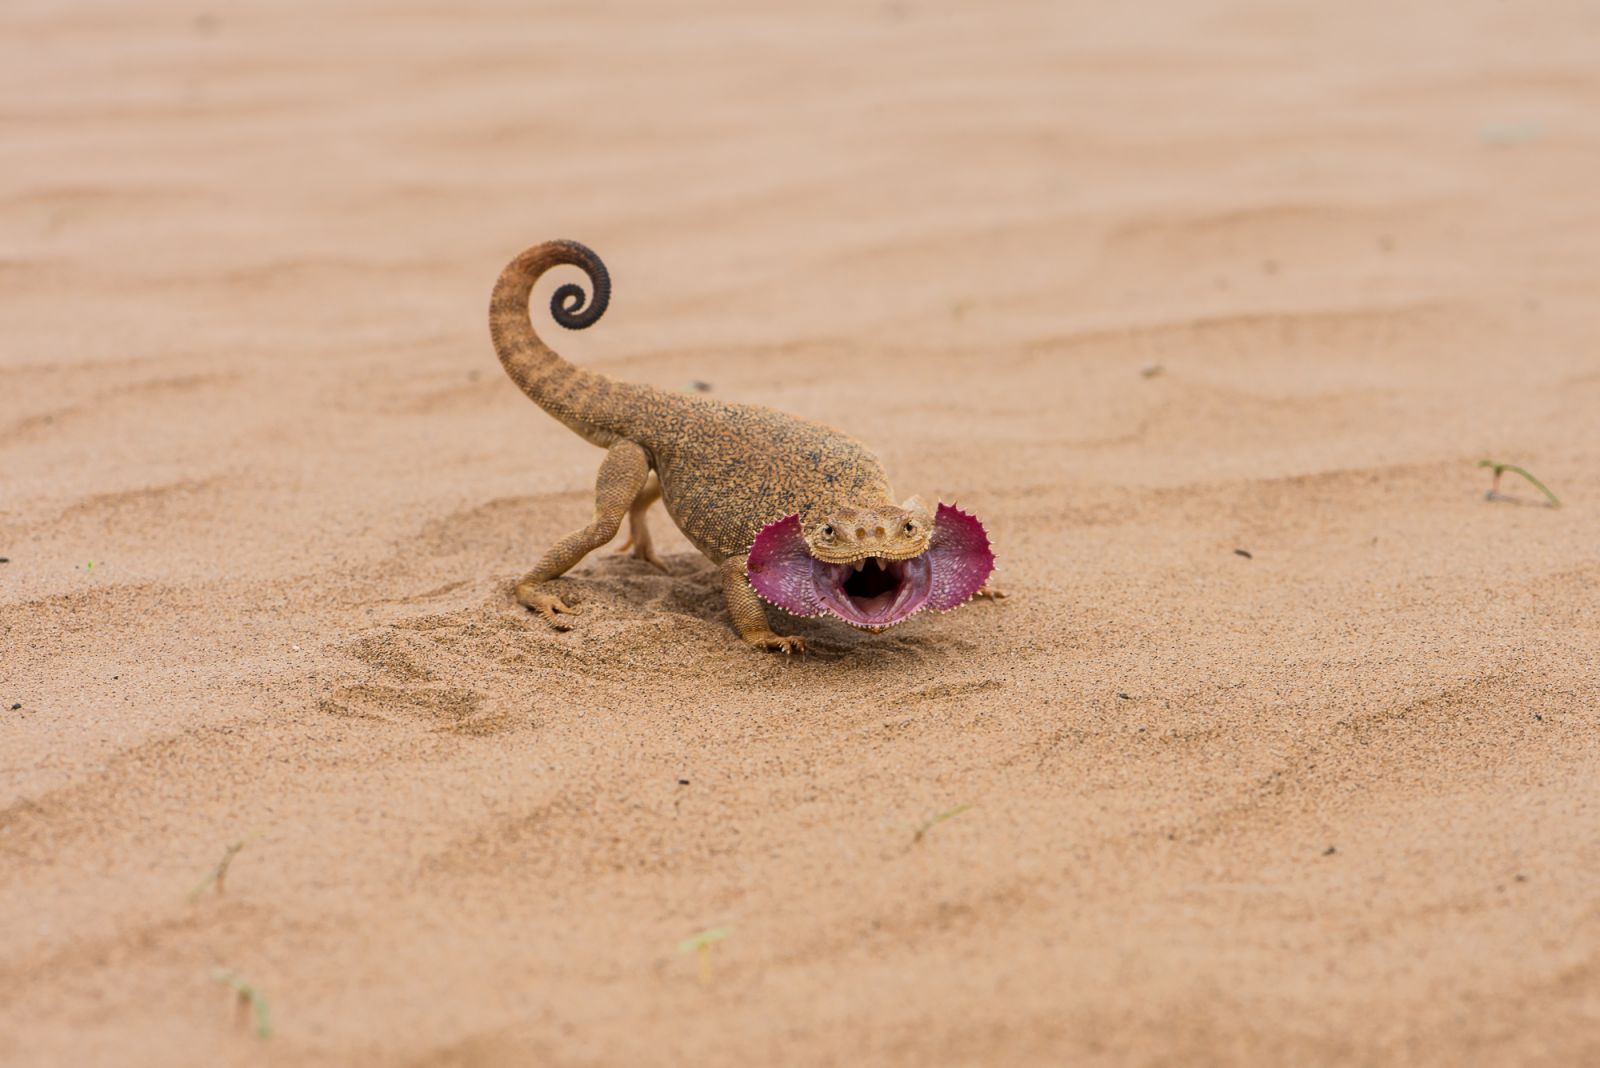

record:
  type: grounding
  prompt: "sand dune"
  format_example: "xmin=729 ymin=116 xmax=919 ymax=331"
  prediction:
xmin=3 ymin=1 xmax=1598 ymax=1064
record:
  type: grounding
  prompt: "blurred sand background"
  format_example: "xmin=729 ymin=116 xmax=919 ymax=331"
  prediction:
xmin=3 ymin=0 xmax=1598 ymax=1064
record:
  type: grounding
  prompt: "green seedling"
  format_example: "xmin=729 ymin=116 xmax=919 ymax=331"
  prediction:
xmin=1479 ymin=460 xmax=1560 ymax=507
xmin=211 ymin=968 xmax=272 ymax=1039
xmin=677 ymin=926 xmax=732 ymax=985
xmin=912 ymin=803 xmax=972 ymax=844
xmin=189 ymin=836 xmax=257 ymax=902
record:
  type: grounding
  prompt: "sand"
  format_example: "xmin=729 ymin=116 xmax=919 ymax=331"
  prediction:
xmin=3 ymin=0 xmax=1598 ymax=1064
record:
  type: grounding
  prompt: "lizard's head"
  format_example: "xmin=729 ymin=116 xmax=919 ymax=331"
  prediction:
xmin=803 ymin=499 xmax=936 ymax=564
xmin=746 ymin=497 xmax=994 ymax=631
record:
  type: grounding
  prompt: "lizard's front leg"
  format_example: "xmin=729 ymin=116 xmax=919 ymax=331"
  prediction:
xmin=719 ymin=557 xmax=806 ymax=654
xmin=516 ymin=439 xmax=651 ymax=630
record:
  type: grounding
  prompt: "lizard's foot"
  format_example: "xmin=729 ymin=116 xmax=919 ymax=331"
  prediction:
xmin=614 ymin=531 xmax=669 ymax=573
xmin=516 ymin=584 xmax=579 ymax=631
xmin=974 ymin=585 xmax=1007 ymax=600
xmin=746 ymin=632 xmax=807 ymax=655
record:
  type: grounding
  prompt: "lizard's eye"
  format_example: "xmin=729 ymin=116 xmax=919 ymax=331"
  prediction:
xmin=904 ymin=521 xmax=916 ymax=534
xmin=821 ymin=524 xmax=834 ymax=537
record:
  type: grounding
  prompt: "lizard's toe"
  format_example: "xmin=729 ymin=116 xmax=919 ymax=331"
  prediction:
xmin=517 ymin=587 xmax=580 ymax=631
xmin=750 ymin=633 xmax=806 ymax=654
xmin=617 ymin=529 xmax=668 ymax=572
xmin=636 ymin=548 xmax=670 ymax=574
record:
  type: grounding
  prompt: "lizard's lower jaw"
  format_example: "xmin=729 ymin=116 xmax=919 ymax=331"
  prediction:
xmin=813 ymin=554 xmax=933 ymax=629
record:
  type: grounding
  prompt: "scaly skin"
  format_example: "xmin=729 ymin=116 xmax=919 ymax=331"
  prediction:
xmin=490 ymin=239 xmax=962 ymax=652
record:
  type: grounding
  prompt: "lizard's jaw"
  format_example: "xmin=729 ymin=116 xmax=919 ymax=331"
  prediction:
xmin=746 ymin=504 xmax=994 ymax=631
xmin=815 ymin=554 xmax=933 ymax=629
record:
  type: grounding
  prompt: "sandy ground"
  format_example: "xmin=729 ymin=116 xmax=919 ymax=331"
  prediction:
xmin=3 ymin=0 xmax=1599 ymax=1064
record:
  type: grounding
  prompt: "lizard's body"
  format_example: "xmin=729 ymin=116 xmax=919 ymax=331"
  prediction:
xmin=490 ymin=240 xmax=992 ymax=651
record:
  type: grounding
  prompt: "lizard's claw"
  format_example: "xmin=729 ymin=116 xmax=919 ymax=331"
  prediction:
xmin=517 ymin=586 xmax=579 ymax=631
xmin=749 ymin=633 xmax=807 ymax=655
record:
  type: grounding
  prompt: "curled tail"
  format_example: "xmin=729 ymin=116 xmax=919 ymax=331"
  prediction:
xmin=489 ymin=239 xmax=613 ymax=417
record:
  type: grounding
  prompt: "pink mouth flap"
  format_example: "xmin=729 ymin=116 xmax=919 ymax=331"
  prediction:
xmin=746 ymin=505 xmax=994 ymax=624
xmin=746 ymin=514 xmax=825 ymax=617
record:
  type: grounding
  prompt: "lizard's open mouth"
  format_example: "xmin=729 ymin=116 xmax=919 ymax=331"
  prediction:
xmin=747 ymin=504 xmax=994 ymax=630
xmin=817 ymin=554 xmax=934 ymax=629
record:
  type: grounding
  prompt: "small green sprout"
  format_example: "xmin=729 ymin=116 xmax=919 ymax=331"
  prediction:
xmin=188 ymin=836 xmax=258 ymax=902
xmin=1479 ymin=460 xmax=1560 ymax=507
xmin=677 ymin=926 xmax=732 ymax=985
xmin=211 ymin=968 xmax=272 ymax=1039
xmin=912 ymin=803 xmax=972 ymax=844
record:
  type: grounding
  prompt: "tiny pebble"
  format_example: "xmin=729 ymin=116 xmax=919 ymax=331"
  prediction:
xmin=1234 ymin=548 xmax=1254 ymax=559
xmin=677 ymin=779 xmax=690 ymax=786
xmin=685 ymin=380 xmax=712 ymax=393
xmin=1323 ymin=846 xmax=1337 ymax=856
xmin=1140 ymin=364 xmax=1164 ymax=378
xmin=10 ymin=703 xmax=20 ymax=711
xmin=0 ymin=557 xmax=9 ymax=563
xmin=1117 ymin=692 xmax=1131 ymax=700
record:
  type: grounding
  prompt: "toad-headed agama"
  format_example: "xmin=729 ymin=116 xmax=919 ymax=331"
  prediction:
xmin=489 ymin=239 xmax=999 ymax=653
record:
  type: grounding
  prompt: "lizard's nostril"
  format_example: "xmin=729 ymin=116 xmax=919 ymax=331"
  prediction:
xmin=855 ymin=527 xmax=867 ymax=540
xmin=874 ymin=526 xmax=885 ymax=539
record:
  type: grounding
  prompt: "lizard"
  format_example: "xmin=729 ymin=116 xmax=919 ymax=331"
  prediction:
xmin=489 ymin=239 xmax=998 ymax=653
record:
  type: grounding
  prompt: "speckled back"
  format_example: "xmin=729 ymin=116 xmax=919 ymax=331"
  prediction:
xmin=592 ymin=388 xmax=894 ymax=561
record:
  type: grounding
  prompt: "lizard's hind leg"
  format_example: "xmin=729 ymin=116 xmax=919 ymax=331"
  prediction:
xmin=613 ymin=471 xmax=667 ymax=572
xmin=516 ymin=440 xmax=651 ymax=630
